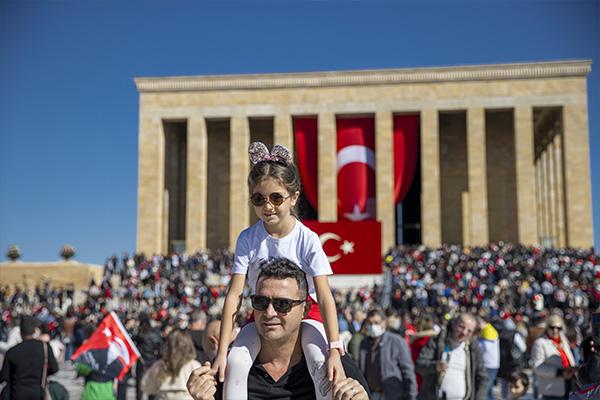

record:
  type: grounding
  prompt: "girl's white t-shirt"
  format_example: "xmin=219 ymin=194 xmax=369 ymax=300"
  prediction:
xmin=232 ymin=219 xmax=332 ymax=300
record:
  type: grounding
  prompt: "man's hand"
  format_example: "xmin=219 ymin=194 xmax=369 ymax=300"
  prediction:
xmin=561 ymin=367 xmax=576 ymax=379
xmin=332 ymin=377 xmax=368 ymax=400
xmin=187 ymin=362 xmax=217 ymax=400
xmin=436 ymin=360 xmax=448 ymax=373
xmin=327 ymin=348 xmax=347 ymax=382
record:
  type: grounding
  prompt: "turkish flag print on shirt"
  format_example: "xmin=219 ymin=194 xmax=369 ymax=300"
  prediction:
xmin=336 ymin=117 xmax=376 ymax=221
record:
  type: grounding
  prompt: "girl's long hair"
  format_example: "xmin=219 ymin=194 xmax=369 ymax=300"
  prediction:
xmin=160 ymin=329 xmax=195 ymax=382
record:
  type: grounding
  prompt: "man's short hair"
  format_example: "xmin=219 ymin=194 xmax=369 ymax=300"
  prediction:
xmin=20 ymin=315 xmax=40 ymax=337
xmin=257 ymin=258 xmax=308 ymax=299
xmin=366 ymin=308 xmax=385 ymax=320
xmin=453 ymin=312 xmax=476 ymax=327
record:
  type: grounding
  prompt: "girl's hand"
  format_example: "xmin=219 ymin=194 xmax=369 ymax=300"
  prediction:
xmin=210 ymin=352 xmax=228 ymax=383
xmin=327 ymin=349 xmax=346 ymax=382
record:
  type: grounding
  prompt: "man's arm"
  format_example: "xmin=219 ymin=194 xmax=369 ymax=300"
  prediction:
xmin=472 ymin=344 xmax=488 ymax=400
xmin=0 ymin=350 xmax=11 ymax=383
xmin=415 ymin=334 xmax=438 ymax=377
xmin=47 ymin=342 xmax=59 ymax=376
xmin=396 ymin=338 xmax=417 ymax=400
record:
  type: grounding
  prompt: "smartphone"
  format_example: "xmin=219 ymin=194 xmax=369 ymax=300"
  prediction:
xmin=592 ymin=312 xmax=600 ymax=343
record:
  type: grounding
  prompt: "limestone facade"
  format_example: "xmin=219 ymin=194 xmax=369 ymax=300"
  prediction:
xmin=135 ymin=60 xmax=594 ymax=254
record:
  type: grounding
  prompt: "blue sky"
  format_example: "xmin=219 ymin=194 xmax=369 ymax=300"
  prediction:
xmin=0 ymin=1 xmax=598 ymax=264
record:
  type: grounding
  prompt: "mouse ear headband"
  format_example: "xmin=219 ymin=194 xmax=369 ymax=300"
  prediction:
xmin=248 ymin=142 xmax=293 ymax=165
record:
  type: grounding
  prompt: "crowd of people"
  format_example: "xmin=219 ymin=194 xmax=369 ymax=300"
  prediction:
xmin=0 ymin=243 xmax=598 ymax=399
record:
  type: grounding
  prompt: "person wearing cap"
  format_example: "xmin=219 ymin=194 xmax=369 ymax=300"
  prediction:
xmin=0 ymin=315 xmax=58 ymax=399
xmin=530 ymin=314 xmax=576 ymax=400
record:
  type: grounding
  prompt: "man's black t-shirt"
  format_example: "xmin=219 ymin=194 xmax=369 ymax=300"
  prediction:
xmin=215 ymin=354 xmax=370 ymax=400
xmin=0 ymin=339 xmax=59 ymax=400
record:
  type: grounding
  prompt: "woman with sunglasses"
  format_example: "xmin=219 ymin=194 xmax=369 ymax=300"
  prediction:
xmin=531 ymin=314 xmax=577 ymax=399
xmin=211 ymin=142 xmax=345 ymax=400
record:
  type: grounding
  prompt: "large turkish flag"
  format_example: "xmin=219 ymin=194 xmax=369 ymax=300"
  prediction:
xmin=304 ymin=220 xmax=382 ymax=275
xmin=337 ymin=117 xmax=376 ymax=221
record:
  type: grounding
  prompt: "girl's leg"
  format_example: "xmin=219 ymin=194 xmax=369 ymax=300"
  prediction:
xmin=224 ymin=322 xmax=261 ymax=400
xmin=301 ymin=319 xmax=332 ymax=400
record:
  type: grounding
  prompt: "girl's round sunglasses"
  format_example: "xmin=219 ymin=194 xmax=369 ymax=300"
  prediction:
xmin=250 ymin=192 xmax=290 ymax=207
xmin=250 ymin=295 xmax=305 ymax=313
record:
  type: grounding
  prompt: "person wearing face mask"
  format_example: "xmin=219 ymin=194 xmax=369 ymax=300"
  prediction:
xmin=359 ymin=309 xmax=417 ymax=400
xmin=385 ymin=311 xmax=403 ymax=337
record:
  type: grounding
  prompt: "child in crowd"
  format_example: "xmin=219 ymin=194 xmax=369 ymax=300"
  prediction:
xmin=509 ymin=371 xmax=533 ymax=400
xmin=212 ymin=142 xmax=345 ymax=400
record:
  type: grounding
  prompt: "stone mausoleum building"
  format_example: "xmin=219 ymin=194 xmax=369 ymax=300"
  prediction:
xmin=134 ymin=60 xmax=594 ymax=256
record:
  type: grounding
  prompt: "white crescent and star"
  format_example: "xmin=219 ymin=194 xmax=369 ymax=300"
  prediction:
xmin=337 ymin=145 xmax=375 ymax=172
xmin=337 ymin=144 xmax=376 ymax=221
xmin=318 ymin=143 xmax=369 ymax=260
xmin=103 ymin=327 xmax=131 ymax=365
xmin=319 ymin=232 xmax=355 ymax=263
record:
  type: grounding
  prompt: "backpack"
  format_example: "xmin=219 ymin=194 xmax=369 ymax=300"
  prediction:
xmin=48 ymin=380 xmax=70 ymax=400
xmin=498 ymin=331 xmax=525 ymax=379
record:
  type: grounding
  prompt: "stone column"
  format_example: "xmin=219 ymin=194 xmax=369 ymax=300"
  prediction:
xmin=274 ymin=114 xmax=294 ymax=155
xmin=563 ymin=103 xmax=594 ymax=247
xmin=514 ymin=107 xmax=538 ymax=245
xmin=462 ymin=192 xmax=471 ymax=246
xmin=229 ymin=116 xmax=250 ymax=249
xmin=186 ymin=117 xmax=208 ymax=252
xmin=466 ymin=107 xmax=489 ymax=245
xmin=535 ymin=155 xmax=543 ymax=243
xmin=547 ymin=135 xmax=558 ymax=246
xmin=375 ymin=110 xmax=395 ymax=252
xmin=539 ymin=148 xmax=548 ymax=244
xmin=137 ymin=115 xmax=165 ymax=255
xmin=420 ymin=109 xmax=441 ymax=247
xmin=553 ymin=133 xmax=566 ymax=247
xmin=318 ymin=112 xmax=337 ymax=222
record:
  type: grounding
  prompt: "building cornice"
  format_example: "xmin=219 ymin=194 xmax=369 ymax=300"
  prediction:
xmin=135 ymin=60 xmax=591 ymax=93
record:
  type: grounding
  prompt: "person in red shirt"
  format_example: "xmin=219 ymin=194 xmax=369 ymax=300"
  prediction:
xmin=408 ymin=314 xmax=438 ymax=391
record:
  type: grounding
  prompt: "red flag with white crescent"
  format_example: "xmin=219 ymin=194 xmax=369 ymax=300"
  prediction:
xmin=336 ymin=117 xmax=376 ymax=221
xmin=393 ymin=115 xmax=420 ymax=204
xmin=304 ymin=220 xmax=381 ymax=274
xmin=294 ymin=117 xmax=319 ymax=211
xmin=71 ymin=312 xmax=140 ymax=381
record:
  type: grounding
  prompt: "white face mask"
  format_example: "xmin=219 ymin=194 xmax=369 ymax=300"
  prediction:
xmin=367 ymin=323 xmax=385 ymax=338
xmin=388 ymin=319 xmax=401 ymax=330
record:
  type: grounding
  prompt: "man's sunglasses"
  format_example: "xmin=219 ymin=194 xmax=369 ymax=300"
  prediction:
xmin=250 ymin=295 xmax=305 ymax=313
xmin=250 ymin=192 xmax=290 ymax=207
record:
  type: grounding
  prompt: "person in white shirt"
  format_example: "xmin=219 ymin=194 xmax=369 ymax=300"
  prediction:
xmin=476 ymin=316 xmax=500 ymax=400
xmin=416 ymin=313 xmax=488 ymax=400
xmin=212 ymin=143 xmax=345 ymax=400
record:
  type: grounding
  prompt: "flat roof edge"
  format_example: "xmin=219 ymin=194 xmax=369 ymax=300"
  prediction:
xmin=134 ymin=60 xmax=592 ymax=93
